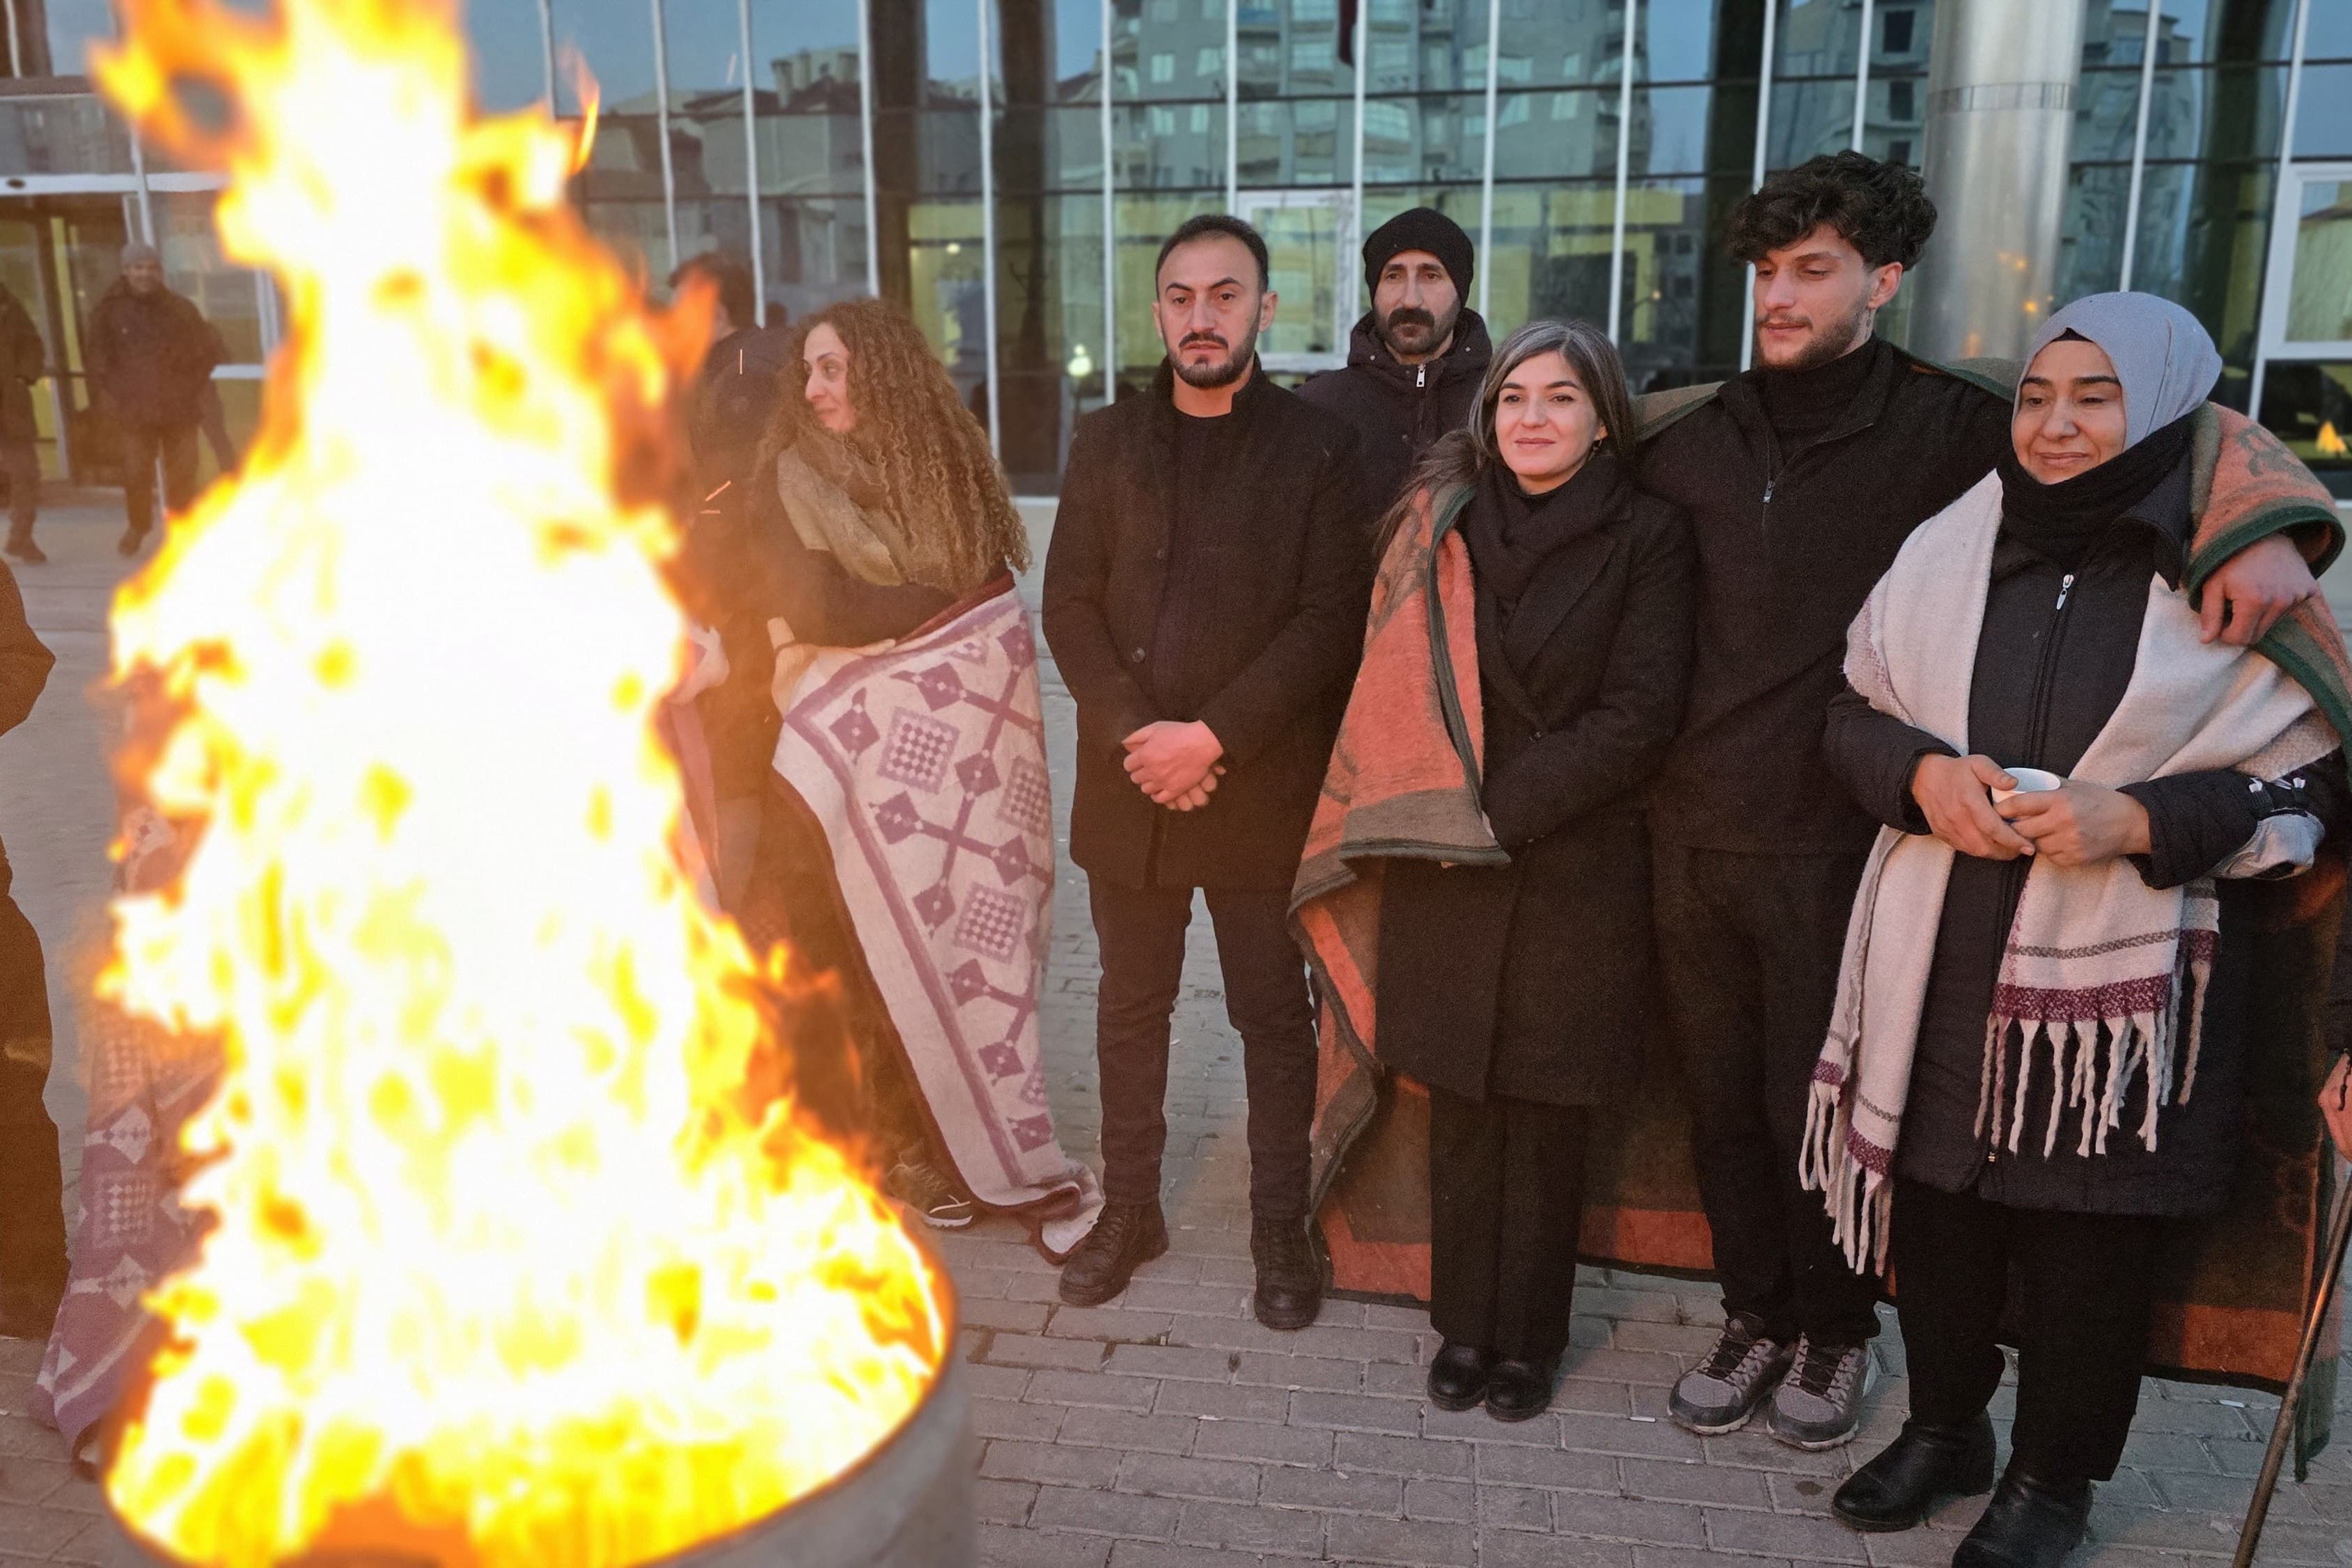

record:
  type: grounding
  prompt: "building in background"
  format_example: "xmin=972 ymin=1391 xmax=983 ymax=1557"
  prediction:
xmin=0 ymin=0 xmax=2344 ymax=496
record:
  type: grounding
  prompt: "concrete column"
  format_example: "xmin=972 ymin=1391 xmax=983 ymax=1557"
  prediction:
xmin=1910 ymin=0 xmax=2086 ymax=362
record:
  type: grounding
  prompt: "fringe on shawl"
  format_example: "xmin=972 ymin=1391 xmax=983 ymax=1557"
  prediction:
xmin=1977 ymin=910 xmax=2221 ymax=1161
xmin=1803 ymin=1064 xmax=1897 ymax=1276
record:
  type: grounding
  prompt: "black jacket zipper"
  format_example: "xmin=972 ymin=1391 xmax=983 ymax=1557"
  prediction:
xmin=1984 ymin=565 xmax=2079 ymax=1166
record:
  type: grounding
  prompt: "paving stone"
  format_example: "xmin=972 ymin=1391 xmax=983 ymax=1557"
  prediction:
xmin=1101 ymin=1343 xmax=1230 ymax=1383
xmin=1056 ymin=1406 xmax=1199 ymax=1456
xmin=1021 ymin=1369 xmax=1162 ymax=1413
xmin=1106 ymin=1544 xmax=1269 ymax=1568
xmin=1477 ymin=1528 xmax=1637 ymax=1567
xmin=1402 ymin=1475 xmax=1475 ymax=1522
xmin=1173 ymin=1496 xmax=1325 ymax=1555
xmin=1549 ymin=1493 xmax=1714 ymax=1548
xmin=978 ymin=1523 xmax=1113 ymax=1568
xmin=1702 ymin=1505 xmax=1873 ymax=1562
xmin=1623 ymin=1455 xmax=1775 ymax=1510
xmin=1152 ymin=1379 xmax=1289 ymax=1424
xmin=982 ymin=1439 xmax=1125 ymax=1490
xmin=1045 ymin=1306 xmax=1176 ymax=1342
xmin=1190 ymin=1417 xmax=1334 ymax=1468
xmin=1234 ymin=1351 xmax=1361 ymax=1393
xmin=975 ymin=1477 xmax=1040 ymax=1526
xmin=1285 ymin=1390 xmax=1421 ymax=1435
xmin=1473 ymin=1443 xmax=1621 ymax=1493
xmin=1115 ymin=1450 xmax=1264 ymax=1503
xmin=963 ymin=1297 xmax=1055 ymax=1333
xmin=975 ymin=1393 xmax=1067 ymax=1441
xmin=1333 ymin=1429 xmax=1475 ymax=1480
xmin=1321 ymin=1512 xmax=1477 ymax=1565
xmin=1477 ymin=1484 xmax=1554 ymax=1531
xmin=1028 ymin=1484 xmax=1182 ymax=1537
xmin=1256 ymin=1463 xmax=1403 ymax=1516
xmin=987 ymin=1333 xmax=1110 ymax=1372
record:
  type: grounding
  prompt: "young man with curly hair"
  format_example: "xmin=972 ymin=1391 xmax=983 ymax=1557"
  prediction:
xmin=1640 ymin=151 xmax=2322 ymax=1453
xmin=1042 ymin=214 xmax=1370 ymax=1327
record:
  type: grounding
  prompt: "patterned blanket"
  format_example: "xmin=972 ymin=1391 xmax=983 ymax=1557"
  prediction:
xmin=1299 ymin=398 xmax=2351 ymax=1432
xmin=771 ymin=584 xmax=1101 ymax=1258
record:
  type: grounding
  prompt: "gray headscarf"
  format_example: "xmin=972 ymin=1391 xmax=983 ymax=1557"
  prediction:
xmin=2018 ymin=291 xmax=2222 ymax=447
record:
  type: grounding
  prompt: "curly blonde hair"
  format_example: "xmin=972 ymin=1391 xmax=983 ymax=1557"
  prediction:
xmin=759 ymin=297 xmax=1030 ymax=588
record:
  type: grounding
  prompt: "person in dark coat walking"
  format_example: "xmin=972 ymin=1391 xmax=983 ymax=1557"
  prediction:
xmin=1299 ymin=206 xmax=1492 ymax=510
xmin=0 ymin=285 xmax=46 ymax=566
xmin=0 ymin=560 xmax=64 ymax=1339
xmin=87 ymin=242 xmax=223 ymax=558
xmin=1640 ymin=153 xmax=2328 ymax=1452
xmin=1363 ymin=317 xmax=1694 ymax=1422
xmin=1042 ymin=214 xmax=1371 ymax=1328
xmin=1810 ymin=294 xmax=2349 ymax=1568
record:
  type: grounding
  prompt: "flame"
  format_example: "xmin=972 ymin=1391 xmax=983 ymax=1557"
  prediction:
xmin=89 ymin=1 xmax=944 ymax=1563
xmin=2320 ymin=421 xmax=2348 ymax=460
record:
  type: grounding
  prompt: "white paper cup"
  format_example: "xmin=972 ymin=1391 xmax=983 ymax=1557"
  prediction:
xmin=1990 ymin=767 xmax=2064 ymax=803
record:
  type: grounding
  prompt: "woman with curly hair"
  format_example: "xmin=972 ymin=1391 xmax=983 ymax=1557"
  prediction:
xmin=698 ymin=297 xmax=1101 ymax=1257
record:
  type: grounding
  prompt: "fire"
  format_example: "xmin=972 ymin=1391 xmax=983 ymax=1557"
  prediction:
xmin=2320 ymin=421 xmax=2348 ymax=460
xmin=89 ymin=1 xmax=944 ymax=1563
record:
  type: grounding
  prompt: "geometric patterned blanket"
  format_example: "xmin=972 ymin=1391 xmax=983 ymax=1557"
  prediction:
xmin=773 ymin=583 xmax=1101 ymax=1259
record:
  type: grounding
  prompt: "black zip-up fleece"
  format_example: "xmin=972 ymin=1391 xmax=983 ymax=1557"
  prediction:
xmin=1640 ymin=336 xmax=2014 ymax=854
xmin=1297 ymin=309 xmax=1494 ymax=511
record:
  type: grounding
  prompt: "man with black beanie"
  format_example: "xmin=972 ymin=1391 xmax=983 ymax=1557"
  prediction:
xmin=1638 ymin=151 xmax=2328 ymax=1459
xmin=1299 ymin=205 xmax=1492 ymax=509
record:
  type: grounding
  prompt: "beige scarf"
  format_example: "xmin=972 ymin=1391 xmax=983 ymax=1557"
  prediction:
xmin=1801 ymin=472 xmax=2336 ymax=1272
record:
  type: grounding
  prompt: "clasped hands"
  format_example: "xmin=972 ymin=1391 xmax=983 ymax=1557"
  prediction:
xmin=1908 ymin=753 xmax=2151 ymax=867
xmin=1123 ymin=719 xmax=1226 ymax=812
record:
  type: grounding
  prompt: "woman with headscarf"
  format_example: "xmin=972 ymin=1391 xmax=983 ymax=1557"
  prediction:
xmin=689 ymin=298 xmax=1100 ymax=1256
xmin=1806 ymin=293 xmax=2351 ymax=1568
xmin=1340 ymin=317 xmax=1694 ymax=1421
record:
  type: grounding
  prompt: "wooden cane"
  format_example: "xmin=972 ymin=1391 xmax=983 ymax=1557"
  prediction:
xmin=2233 ymin=1170 xmax=2352 ymax=1567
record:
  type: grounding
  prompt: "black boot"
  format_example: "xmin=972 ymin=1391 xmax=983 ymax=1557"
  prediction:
xmin=1058 ymin=1199 xmax=1168 ymax=1307
xmin=1251 ymin=1212 xmax=1322 ymax=1330
xmin=1483 ymin=1358 xmax=1556 ymax=1422
xmin=1953 ymin=1465 xmax=2092 ymax=1568
xmin=1832 ymin=1412 xmax=1996 ymax=1532
xmin=1426 ymin=1341 xmax=1492 ymax=1412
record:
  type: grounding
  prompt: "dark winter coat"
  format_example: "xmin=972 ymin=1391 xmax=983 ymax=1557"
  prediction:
xmin=1640 ymin=337 xmax=2013 ymax=856
xmin=1297 ymin=309 xmax=1493 ymax=511
xmin=0 ymin=288 xmax=44 ymax=448
xmin=1042 ymin=361 xmax=1371 ymax=892
xmin=86 ymin=281 xmax=221 ymax=434
xmin=1823 ymin=460 xmax=2350 ymax=1215
xmin=1375 ymin=460 xmax=1697 ymax=1106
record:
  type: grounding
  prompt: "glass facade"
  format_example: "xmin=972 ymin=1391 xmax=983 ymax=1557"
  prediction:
xmin=0 ymin=0 xmax=2345 ymax=494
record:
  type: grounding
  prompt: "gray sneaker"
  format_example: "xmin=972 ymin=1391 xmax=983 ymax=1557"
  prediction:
xmin=1765 ymin=1335 xmax=1876 ymax=1450
xmin=1668 ymin=1317 xmax=1796 ymax=1434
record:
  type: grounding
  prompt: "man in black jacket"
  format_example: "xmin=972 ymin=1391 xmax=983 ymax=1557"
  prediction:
xmin=0 ymin=285 xmax=46 ymax=565
xmin=1042 ymin=214 xmax=1370 ymax=1327
xmin=0 ymin=560 xmax=63 ymax=1339
xmin=1298 ymin=206 xmax=1493 ymax=509
xmin=1643 ymin=152 xmax=2326 ymax=1452
xmin=88 ymin=243 xmax=223 ymax=558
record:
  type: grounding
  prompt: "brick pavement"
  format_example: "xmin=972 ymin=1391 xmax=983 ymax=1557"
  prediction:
xmin=0 ymin=501 xmax=2348 ymax=1563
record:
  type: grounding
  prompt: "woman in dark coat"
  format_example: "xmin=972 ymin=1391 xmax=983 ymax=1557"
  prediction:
xmin=1369 ymin=317 xmax=1695 ymax=1420
xmin=1810 ymin=292 xmax=2350 ymax=1568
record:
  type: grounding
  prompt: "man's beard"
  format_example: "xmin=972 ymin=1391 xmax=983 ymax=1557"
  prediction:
xmin=1755 ymin=292 xmax=1874 ymax=372
xmin=1169 ymin=317 xmax=1261 ymax=389
xmin=1377 ymin=300 xmax=1458 ymax=359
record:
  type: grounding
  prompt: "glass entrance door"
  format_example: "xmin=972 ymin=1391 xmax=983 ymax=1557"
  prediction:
xmin=1237 ymin=189 xmax=1352 ymax=377
xmin=2255 ymin=162 xmax=2352 ymax=485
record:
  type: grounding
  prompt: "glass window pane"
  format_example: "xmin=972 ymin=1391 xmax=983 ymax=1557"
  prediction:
xmin=1237 ymin=193 xmax=1342 ymax=361
xmin=547 ymin=0 xmax=659 ymax=117
xmin=2129 ymin=159 xmax=2272 ymax=402
xmin=1494 ymin=0 xmax=1636 ymax=92
xmin=35 ymin=0 xmax=112 ymax=79
xmin=578 ymin=198 xmax=668 ymax=282
xmin=1631 ymin=83 xmax=1719 ymax=178
xmin=993 ymin=191 xmax=1105 ymax=489
xmin=0 ymin=97 xmax=133 ymax=177
xmin=1481 ymin=180 xmax=1617 ymax=338
xmin=2072 ymin=69 xmax=2144 ymax=165
xmin=1236 ymin=97 xmax=1351 ymax=186
xmin=2285 ymin=177 xmax=2352 ymax=344
xmin=1113 ymin=191 xmax=1205 ymax=391
xmin=2310 ymin=1 xmax=2352 ymax=63
xmin=1642 ymin=0 xmax=1729 ymax=85
xmin=906 ymin=196 xmax=988 ymax=388
xmin=2294 ymin=65 xmax=2352 ymax=158
xmin=1620 ymin=174 xmax=1752 ymax=388
xmin=1238 ymin=0 xmax=1344 ymax=97
xmin=763 ymin=196 xmax=870 ymax=319
xmin=1113 ymin=101 xmax=1227 ymax=188
xmin=469 ymin=0 xmax=550 ymax=113
xmin=746 ymin=0 xmax=864 ymax=100
xmin=755 ymin=111 xmax=865 ymax=197
xmin=1360 ymin=0 xmax=1485 ymax=93
xmin=1361 ymin=94 xmax=1487 ymax=185
xmin=2057 ymin=163 xmax=2132 ymax=303
xmin=1116 ymin=0 xmax=1225 ymax=101
xmin=2145 ymin=1 xmax=2295 ymax=68
xmin=1870 ymin=0 xmax=1934 ymax=72
xmin=2145 ymin=64 xmax=2287 ymax=161
xmin=155 ymin=191 xmax=262 ymax=364
xmin=1766 ymin=73 xmax=1853 ymax=170
xmin=2255 ymin=363 xmax=2352 ymax=492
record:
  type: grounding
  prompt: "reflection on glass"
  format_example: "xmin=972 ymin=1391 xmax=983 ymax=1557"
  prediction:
xmin=38 ymin=0 xmax=112 ymax=78
xmin=1482 ymin=181 xmax=1616 ymax=338
xmin=1236 ymin=97 xmax=1350 ymax=185
xmin=2144 ymin=65 xmax=2287 ymax=162
xmin=1113 ymin=102 xmax=1227 ymax=188
xmin=2057 ymin=164 xmax=2133 ymax=302
xmin=548 ymin=0 xmax=659 ymax=116
xmin=467 ymin=0 xmax=550 ymax=112
xmin=2294 ymin=65 xmax=2352 ymax=159
xmin=2255 ymin=363 xmax=2352 ymax=483
xmin=2285 ymin=178 xmax=2352 ymax=345
xmin=1360 ymin=95 xmax=1487 ymax=185
xmin=0 ymin=97 xmax=133 ymax=176
xmin=1641 ymin=0 xmax=1726 ymax=84
xmin=763 ymin=196 xmax=869 ymax=318
xmin=909 ymin=197 xmax=988 ymax=388
xmin=1618 ymin=175 xmax=1747 ymax=386
xmin=155 ymin=190 xmax=262 ymax=363
xmin=1629 ymin=84 xmax=1716 ymax=178
xmin=1115 ymin=0 xmax=1224 ymax=102
xmin=993 ymin=191 xmax=1106 ymax=484
xmin=1234 ymin=191 xmax=1341 ymax=362
xmin=2128 ymin=159 xmax=2271 ymax=395
xmin=1491 ymin=0 xmax=1624 ymax=91
xmin=1766 ymin=75 xmax=1851 ymax=170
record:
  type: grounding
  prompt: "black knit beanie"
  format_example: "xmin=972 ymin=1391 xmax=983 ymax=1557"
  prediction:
xmin=1362 ymin=207 xmax=1475 ymax=301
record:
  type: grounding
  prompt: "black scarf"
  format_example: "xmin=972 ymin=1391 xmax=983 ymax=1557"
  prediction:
xmin=1461 ymin=452 xmax=1625 ymax=678
xmin=1997 ymin=409 xmax=2197 ymax=570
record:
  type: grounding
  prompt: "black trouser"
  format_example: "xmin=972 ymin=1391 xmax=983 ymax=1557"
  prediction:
xmin=1428 ymin=1086 xmax=1589 ymax=1363
xmin=0 ymin=440 xmax=36 ymax=541
xmin=1892 ymin=1178 xmax=2160 ymax=1485
xmin=0 ymin=849 xmax=64 ymax=1333
xmin=1652 ymin=841 xmax=1880 ymax=1346
xmin=1088 ymin=878 xmax=1317 ymax=1220
xmin=120 ymin=423 xmax=199 ymax=539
